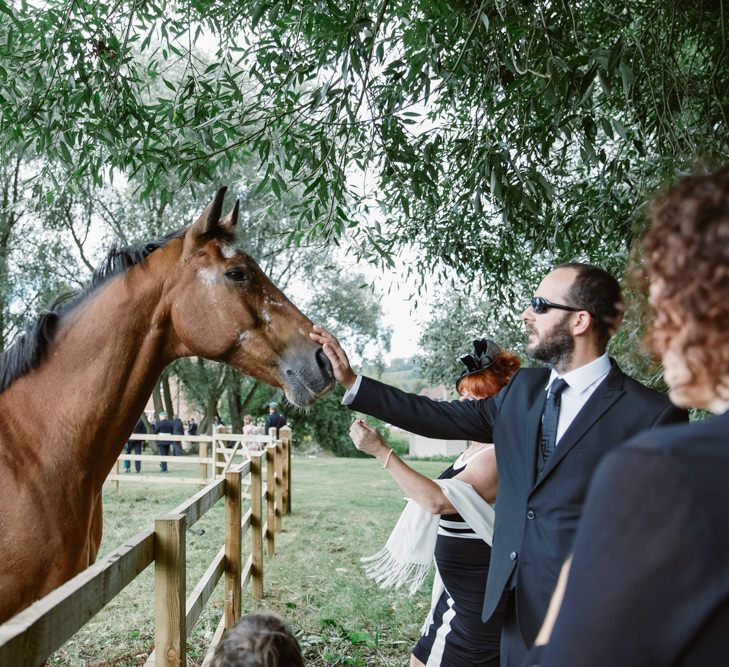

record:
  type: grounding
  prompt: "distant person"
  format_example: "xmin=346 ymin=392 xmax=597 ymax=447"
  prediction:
xmin=123 ymin=416 xmax=147 ymax=473
xmin=264 ymin=402 xmax=286 ymax=436
xmin=187 ymin=416 xmax=198 ymax=436
xmin=154 ymin=410 xmax=174 ymax=473
xmin=209 ymin=612 xmax=304 ymax=667
xmin=526 ymin=167 xmax=729 ymax=666
xmin=244 ymin=414 xmax=262 ymax=453
xmin=171 ymin=414 xmax=184 ymax=456
xmin=243 ymin=414 xmax=258 ymax=435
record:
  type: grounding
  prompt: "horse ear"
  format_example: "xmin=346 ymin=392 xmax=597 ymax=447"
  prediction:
xmin=219 ymin=199 xmax=240 ymax=230
xmin=188 ymin=187 xmax=227 ymax=239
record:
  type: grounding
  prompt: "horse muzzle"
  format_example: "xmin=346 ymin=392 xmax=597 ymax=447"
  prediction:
xmin=280 ymin=346 xmax=335 ymax=407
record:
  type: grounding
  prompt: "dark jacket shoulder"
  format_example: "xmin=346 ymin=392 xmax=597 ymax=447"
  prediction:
xmin=619 ymin=372 xmax=676 ymax=409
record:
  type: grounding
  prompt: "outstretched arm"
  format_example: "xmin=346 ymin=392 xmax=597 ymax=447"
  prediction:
xmin=350 ymin=419 xmax=498 ymax=513
xmin=311 ymin=324 xmax=499 ymax=442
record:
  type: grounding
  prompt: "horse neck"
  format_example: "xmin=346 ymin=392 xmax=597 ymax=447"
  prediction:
xmin=0 ymin=269 xmax=174 ymax=490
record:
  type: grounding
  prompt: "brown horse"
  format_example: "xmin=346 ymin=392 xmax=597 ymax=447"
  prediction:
xmin=0 ymin=187 xmax=334 ymax=623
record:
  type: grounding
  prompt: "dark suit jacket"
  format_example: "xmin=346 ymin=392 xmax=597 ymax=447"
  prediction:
xmin=350 ymin=361 xmax=687 ymax=645
xmin=172 ymin=417 xmax=184 ymax=436
xmin=154 ymin=418 xmax=174 ymax=445
xmin=526 ymin=410 xmax=729 ymax=667
xmin=265 ymin=412 xmax=286 ymax=435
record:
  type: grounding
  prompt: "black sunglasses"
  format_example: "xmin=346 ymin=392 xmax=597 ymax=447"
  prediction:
xmin=530 ymin=296 xmax=585 ymax=314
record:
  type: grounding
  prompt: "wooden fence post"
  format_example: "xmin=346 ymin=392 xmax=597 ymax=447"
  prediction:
xmin=250 ymin=452 xmax=264 ymax=599
xmin=279 ymin=425 xmax=292 ymax=514
xmin=265 ymin=444 xmax=276 ymax=556
xmin=114 ymin=458 xmax=121 ymax=494
xmin=154 ymin=513 xmax=186 ymax=667
xmin=224 ymin=469 xmax=242 ymax=628
xmin=199 ymin=440 xmax=209 ymax=487
xmin=275 ymin=441 xmax=283 ymax=534
xmin=216 ymin=448 xmax=226 ymax=479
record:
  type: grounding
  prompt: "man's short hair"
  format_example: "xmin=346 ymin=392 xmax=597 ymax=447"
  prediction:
xmin=558 ymin=262 xmax=623 ymax=350
xmin=209 ymin=612 xmax=304 ymax=667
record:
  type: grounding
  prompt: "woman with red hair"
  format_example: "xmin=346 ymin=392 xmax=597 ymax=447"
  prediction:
xmin=354 ymin=339 xmax=521 ymax=667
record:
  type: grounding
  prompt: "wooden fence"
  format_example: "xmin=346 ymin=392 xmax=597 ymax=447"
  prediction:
xmin=0 ymin=426 xmax=293 ymax=667
xmin=108 ymin=428 xmax=287 ymax=485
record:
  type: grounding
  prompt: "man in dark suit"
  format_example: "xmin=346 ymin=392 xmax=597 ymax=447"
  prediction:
xmin=171 ymin=414 xmax=185 ymax=456
xmin=522 ymin=166 xmax=729 ymax=667
xmin=311 ymin=263 xmax=687 ymax=667
xmin=154 ymin=410 xmax=174 ymax=473
xmin=123 ymin=416 xmax=147 ymax=473
xmin=264 ymin=401 xmax=286 ymax=436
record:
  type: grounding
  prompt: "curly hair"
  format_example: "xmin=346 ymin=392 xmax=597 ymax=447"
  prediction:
xmin=639 ymin=167 xmax=729 ymax=401
xmin=209 ymin=612 xmax=304 ymax=667
xmin=457 ymin=350 xmax=522 ymax=399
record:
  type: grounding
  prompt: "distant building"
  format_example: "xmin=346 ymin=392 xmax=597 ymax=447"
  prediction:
xmin=407 ymin=384 xmax=470 ymax=457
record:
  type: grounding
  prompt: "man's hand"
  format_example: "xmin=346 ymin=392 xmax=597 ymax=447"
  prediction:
xmin=350 ymin=419 xmax=389 ymax=459
xmin=309 ymin=324 xmax=357 ymax=389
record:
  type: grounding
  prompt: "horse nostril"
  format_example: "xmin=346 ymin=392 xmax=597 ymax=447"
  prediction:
xmin=315 ymin=346 xmax=333 ymax=379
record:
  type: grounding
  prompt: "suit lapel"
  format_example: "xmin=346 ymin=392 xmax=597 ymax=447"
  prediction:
xmin=531 ymin=361 xmax=626 ymax=492
xmin=525 ymin=388 xmax=548 ymax=489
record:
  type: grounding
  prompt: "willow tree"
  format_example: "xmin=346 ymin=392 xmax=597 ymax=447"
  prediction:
xmin=2 ymin=1 xmax=727 ymax=301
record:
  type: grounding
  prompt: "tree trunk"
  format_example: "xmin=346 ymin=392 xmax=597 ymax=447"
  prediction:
xmin=201 ymin=393 xmax=219 ymax=434
xmin=0 ymin=151 xmax=23 ymax=352
xmin=152 ymin=383 xmax=163 ymax=419
xmin=227 ymin=372 xmax=243 ymax=432
xmin=161 ymin=371 xmax=175 ymax=417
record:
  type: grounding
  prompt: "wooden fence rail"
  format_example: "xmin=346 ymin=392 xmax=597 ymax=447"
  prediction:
xmin=0 ymin=426 xmax=294 ymax=667
xmin=109 ymin=430 xmax=280 ymax=489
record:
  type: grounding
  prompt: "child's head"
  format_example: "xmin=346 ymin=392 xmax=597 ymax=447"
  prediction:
xmin=210 ymin=613 xmax=304 ymax=667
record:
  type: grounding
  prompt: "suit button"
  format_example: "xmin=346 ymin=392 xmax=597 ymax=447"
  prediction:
xmin=527 ymin=510 xmax=535 ymax=520
xmin=510 ymin=551 xmax=518 ymax=561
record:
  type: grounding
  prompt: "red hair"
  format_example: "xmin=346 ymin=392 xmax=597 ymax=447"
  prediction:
xmin=457 ymin=351 xmax=521 ymax=399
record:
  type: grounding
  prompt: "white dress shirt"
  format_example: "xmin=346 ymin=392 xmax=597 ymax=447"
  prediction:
xmin=547 ymin=352 xmax=612 ymax=445
xmin=342 ymin=375 xmax=363 ymax=405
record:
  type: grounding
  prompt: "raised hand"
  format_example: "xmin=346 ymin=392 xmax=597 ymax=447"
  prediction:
xmin=349 ymin=418 xmax=389 ymax=459
xmin=309 ymin=324 xmax=357 ymax=389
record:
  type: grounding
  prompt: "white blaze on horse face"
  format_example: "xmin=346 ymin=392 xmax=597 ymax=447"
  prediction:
xmin=262 ymin=293 xmax=286 ymax=310
xmin=220 ymin=244 xmax=238 ymax=259
xmin=259 ymin=307 xmax=272 ymax=325
xmin=197 ymin=268 xmax=219 ymax=288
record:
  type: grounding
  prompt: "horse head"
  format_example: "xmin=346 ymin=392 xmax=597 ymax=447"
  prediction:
xmin=164 ymin=187 xmax=335 ymax=407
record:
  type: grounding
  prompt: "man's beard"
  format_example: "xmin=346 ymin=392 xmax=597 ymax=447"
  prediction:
xmin=527 ymin=313 xmax=575 ymax=368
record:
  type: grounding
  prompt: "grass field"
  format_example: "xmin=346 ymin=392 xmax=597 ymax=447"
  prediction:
xmin=46 ymin=455 xmax=447 ymax=666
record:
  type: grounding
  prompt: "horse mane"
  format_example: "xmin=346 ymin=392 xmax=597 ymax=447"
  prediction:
xmin=0 ymin=227 xmax=187 ymax=394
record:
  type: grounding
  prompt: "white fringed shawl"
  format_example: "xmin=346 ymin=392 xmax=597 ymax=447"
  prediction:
xmin=361 ymin=478 xmax=495 ymax=596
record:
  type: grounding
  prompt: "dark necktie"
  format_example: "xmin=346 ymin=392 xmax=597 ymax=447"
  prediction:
xmin=539 ymin=378 xmax=569 ymax=467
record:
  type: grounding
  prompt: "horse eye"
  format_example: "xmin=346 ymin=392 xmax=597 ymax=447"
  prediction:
xmin=225 ymin=268 xmax=250 ymax=283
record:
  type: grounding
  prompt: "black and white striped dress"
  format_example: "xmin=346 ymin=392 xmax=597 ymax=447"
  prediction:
xmin=412 ymin=450 xmax=504 ymax=667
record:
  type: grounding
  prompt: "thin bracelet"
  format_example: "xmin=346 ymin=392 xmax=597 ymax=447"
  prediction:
xmin=383 ymin=448 xmax=394 ymax=469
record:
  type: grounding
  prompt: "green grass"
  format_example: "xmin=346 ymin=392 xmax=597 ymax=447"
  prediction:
xmin=46 ymin=456 xmax=446 ymax=666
